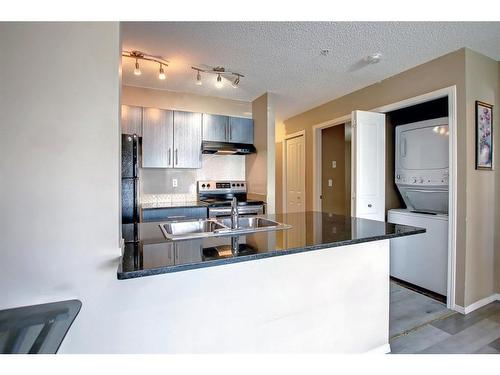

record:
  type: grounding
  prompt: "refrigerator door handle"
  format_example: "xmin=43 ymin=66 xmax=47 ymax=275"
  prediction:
xmin=133 ymin=134 xmax=138 ymax=178
xmin=168 ymin=148 xmax=171 ymax=167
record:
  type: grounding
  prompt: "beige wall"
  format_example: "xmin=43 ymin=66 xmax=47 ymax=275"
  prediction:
xmin=493 ymin=61 xmax=500 ymax=293
xmin=247 ymin=93 xmax=276 ymax=212
xmin=122 ymin=85 xmax=252 ymax=117
xmin=463 ymin=49 xmax=499 ymax=305
xmin=497 ymin=61 xmax=500 ymax=294
xmin=275 ymin=122 xmax=286 ymax=214
xmin=282 ymin=49 xmax=469 ymax=306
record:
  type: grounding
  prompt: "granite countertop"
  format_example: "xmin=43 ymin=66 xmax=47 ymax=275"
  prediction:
xmin=140 ymin=201 xmax=208 ymax=209
xmin=118 ymin=211 xmax=425 ymax=280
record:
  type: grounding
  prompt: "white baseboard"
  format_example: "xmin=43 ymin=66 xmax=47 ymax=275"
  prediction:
xmin=454 ymin=293 xmax=500 ymax=315
xmin=365 ymin=343 xmax=391 ymax=354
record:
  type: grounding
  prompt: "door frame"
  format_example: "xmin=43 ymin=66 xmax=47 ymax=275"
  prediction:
xmin=282 ymin=130 xmax=306 ymax=213
xmin=310 ymin=85 xmax=458 ymax=311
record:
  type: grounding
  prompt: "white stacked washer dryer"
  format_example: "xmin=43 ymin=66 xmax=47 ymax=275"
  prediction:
xmin=388 ymin=117 xmax=449 ymax=296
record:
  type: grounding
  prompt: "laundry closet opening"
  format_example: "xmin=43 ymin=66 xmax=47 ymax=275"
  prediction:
xmin=385 ymin=96 xmax=449 ymax=305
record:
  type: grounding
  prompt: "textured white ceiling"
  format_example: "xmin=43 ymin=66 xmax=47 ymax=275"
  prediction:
xmin=121 ymin=22 xmax=500 ymax=122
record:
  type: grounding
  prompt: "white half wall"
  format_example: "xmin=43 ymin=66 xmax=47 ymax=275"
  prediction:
xmin=67 ymin=240 xmax=390 ymax=353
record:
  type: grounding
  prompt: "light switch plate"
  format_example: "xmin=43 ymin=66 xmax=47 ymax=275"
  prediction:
xmin=328 ymin=179 xmax=333 ymax=187
xmin=172 ymin=179 xmax=178 ymax=188
xmin=332 ymin=161 xmax=337 ymax=168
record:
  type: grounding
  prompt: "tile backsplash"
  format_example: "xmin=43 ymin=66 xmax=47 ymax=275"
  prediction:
xmin=139 ymin=154 xmax=245 ymax=203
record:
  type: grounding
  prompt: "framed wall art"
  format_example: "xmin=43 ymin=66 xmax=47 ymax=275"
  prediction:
xmin=475 ymin=100 xmax=493 ymax=170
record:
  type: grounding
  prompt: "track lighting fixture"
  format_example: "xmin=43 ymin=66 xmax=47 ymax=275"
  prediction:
xmin=191 ymin=66 xmax=244 ymax=89
xmin=122 ymin=50 xmax=169 ymax=81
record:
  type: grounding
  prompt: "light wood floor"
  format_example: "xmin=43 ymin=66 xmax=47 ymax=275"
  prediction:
xmin=389 ymin=282 xmax=500 ymax=354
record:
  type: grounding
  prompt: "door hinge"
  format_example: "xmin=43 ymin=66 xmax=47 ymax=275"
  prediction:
xmin=320 ymin=195 xmax=323 ymax=200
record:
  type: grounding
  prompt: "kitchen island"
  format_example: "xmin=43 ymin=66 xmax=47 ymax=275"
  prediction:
xmin=118 ymin=211 xmax=424 ymax=353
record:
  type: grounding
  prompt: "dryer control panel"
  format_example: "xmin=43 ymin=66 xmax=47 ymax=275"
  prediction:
xmin=395 ymin=169 xmax=449 ymax=187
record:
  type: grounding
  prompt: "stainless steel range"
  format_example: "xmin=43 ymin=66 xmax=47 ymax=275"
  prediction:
xmin=197 ymin=180 xmax=265 ymax=218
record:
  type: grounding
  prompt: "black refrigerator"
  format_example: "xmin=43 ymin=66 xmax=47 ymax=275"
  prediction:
xmin=121 ymin=134 xmax=139 ymax=242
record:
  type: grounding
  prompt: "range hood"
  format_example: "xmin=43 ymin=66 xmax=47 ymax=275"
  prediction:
xmin=202 ymin=141 xmax=256 ymax=155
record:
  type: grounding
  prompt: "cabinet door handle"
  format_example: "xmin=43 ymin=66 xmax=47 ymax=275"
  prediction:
xmin=228 ymin=122 xmax=231 ymax=140
xmin=168 ymin=148 xmax=171 ymax=166
xmin=175 ymin=149 xmax=178 ymax=165
xmin=168 ymin=215 xmax=187 ymax=219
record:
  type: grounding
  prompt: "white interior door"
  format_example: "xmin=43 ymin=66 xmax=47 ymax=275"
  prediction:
xmin=351 ymin=110 xmax=386 ymax=221
xmin=285 ymin=134 xmax=305 ymax=213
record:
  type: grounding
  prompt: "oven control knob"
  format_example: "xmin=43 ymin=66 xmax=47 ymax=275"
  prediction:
xmin=396 ymin=174 xmax=400 ymax=180
xmin=207 ymin=184 xmax=211 ymax=188
xmin=201 ymin=184 xmax=206 ymax=188
xmin=232 ymin=183 xmax=235 ymax=187
xmin=419 ymin=178 xmax=424 ymax=184
xmin=412 ymin=178 xmax=417 ymax=183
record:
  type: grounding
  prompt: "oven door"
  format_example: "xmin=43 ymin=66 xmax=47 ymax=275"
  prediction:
xmin=208 ymin=206 xmax=264 ymax=218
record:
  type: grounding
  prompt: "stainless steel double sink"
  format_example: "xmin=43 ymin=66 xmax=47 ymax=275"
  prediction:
xmin=160 ymin=216 xmax=291 ymax=241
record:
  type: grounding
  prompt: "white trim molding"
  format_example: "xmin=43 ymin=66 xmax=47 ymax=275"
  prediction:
xmin=454 ymin=294 xmax=500 ymax=315
xmin=365 ymin=343 xmax=391 ymax=354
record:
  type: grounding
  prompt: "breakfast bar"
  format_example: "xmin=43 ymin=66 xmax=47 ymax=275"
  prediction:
xmin=117 ymin=212 xmax=424 ymax=353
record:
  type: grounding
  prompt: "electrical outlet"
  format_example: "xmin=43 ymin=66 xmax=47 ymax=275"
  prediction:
xmin=328 ymin=179 xmax=333 ymax=187
xmin=172 ymin=179 xmax=178 ymax=188
xmin=332 ymin=161 xmax=337 ymax=168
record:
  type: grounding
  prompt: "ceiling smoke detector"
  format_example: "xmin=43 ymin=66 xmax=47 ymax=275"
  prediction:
xmin=365 ymin=53 xmax=383 ymax=64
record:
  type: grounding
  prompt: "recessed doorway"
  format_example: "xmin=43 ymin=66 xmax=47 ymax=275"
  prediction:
xmin=320 ymin=123 xmax=351 ymax=216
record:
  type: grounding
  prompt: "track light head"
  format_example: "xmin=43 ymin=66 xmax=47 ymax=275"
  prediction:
xmin=195 ymin=70 xmax=202 ymax=86
xmin=158 ymin=64 xmax=166 ymax=80
xmin=231 ymin=75 xmax=240 ymax=88
xmin=215 ymin=74 xmax=223 ymax=89
xmin=134 ymin=59 xmax=141 ymax=76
